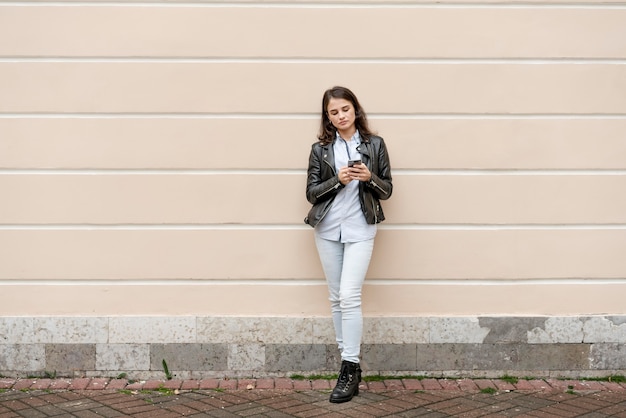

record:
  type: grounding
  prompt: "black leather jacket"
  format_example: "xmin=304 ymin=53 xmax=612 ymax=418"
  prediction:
xmin=305 ymin=135 xmax=393 ymax=227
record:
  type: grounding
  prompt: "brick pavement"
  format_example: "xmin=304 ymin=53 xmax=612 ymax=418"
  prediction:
xmin=1 ymin=377 xmax=626 ymax=417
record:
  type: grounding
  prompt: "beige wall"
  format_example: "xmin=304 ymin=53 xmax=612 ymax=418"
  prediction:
xmin=1 ymin=1 xmax=625 ymax=316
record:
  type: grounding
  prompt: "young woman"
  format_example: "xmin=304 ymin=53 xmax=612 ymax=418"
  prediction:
xmin=305 ymin=86 xmax=393 ymax=403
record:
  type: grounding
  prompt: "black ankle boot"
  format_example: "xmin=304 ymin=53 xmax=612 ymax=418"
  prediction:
xmin=329 ymin=360 xmax=362 ymax=403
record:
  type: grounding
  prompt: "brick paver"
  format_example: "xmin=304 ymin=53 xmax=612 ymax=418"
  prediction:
xmin=1 ymin=377 xmax=625 ymax=417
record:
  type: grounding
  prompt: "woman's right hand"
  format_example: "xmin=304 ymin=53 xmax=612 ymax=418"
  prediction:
xmin=338 ymin=166 xmax=353 ymax=185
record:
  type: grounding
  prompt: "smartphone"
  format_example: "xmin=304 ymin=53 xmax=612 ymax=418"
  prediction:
xmin=348 ymin=160 xmax=362 ymax=167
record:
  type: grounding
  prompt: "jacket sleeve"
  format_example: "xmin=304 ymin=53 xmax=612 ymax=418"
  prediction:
xmin=366 ymin=137 xmax=393 ymax=200
xmin=306 ymin=144 xmax=344 ymax=205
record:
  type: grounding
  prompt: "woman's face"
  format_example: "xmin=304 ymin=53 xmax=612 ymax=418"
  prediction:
xmin=327 ymin=98 xmax=356 ymax=137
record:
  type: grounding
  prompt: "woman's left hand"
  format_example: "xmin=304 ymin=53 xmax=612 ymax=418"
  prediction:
xmin=348 ymin=163 xmax=371 ymax=182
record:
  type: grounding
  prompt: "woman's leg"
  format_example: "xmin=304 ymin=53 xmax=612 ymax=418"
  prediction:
xmin=314 ymin=235 xmax=345 ymax=354
xmin=315 ymin=235 xmax=374 ymax=363
xmin=339 ymin=239 xmax=374 ymax=363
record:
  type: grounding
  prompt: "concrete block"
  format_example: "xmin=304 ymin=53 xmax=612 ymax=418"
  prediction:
xmin=228 ymin=344 xmax=265 ymax=371
xmin=479 ymin=317 xmax=547 ymax=343
xmin=197 ymin=316 xmax=313 ymax=344
xmin=33 ymin=317 xmax=108 ymax=343
xmin=0 ymin=318 xmax=34 ymax=344
xmin=325 ymin=344 xmax=342 ymax=370
xmin=363 ymin=317 xmax=429 ymax=344
xmin=583 ymin=317 xmax=626 ymax=343
xmin=311 ymin=317 xmax=336 ymax=344
xmin=109 ymin=317 xmax=195 ymax=343
xmin=527 ymin=317 xmax=584 ymax=343
xmin=265 ymin=344 xmax=326 ymax=372
xmin=415 ymin=344 xmax=517 ymax=371
xmin=590 ymin=343 xmax=626 ymax=370
xmin=0 ymin=344 xmax=45 ymax=370
xmin=96 ymin=344 xmax=150 ymax=371
xmin=45 ymin=344 xmax=95 ymax=374
xmin=150 ymin=343 xmax=228 ymax=371
xmin=362 ymin=344 xmax=417 ymax=371
xmin=430 ymin=317 xmax=489 ymax=343
xmin=517 ymin=344 xmax=590 ymax=370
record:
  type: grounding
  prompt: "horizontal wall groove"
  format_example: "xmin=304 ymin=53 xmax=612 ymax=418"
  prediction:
xmin=1 ymin=58 xmax=625 ymax=64
xmin=1 ymin=2 xmax=625 ymax=9
xmin=1 ymin=278 xmax=626 ymax=286
xmin=2 ymin=169 xmax=626 ymax=175
xmin=1 ymin=224 xmax=625 ymax=230
xmin=2 ymin=113 xmax=625 ymax=119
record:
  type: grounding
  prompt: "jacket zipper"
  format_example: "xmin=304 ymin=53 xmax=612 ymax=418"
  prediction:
xmin=316 ymin=200 xmax=334 ymax=225
xmin=316 ymin=182 xmax=341 ymax=199
xmin=370 ymin=179 xmax=389 ymax=195
xmin=315 ymin=158 xmax=340 ymax=199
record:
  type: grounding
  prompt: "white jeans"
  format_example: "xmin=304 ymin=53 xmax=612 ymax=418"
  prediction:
xmin=315 ymin=235 xmax=375 ymax=364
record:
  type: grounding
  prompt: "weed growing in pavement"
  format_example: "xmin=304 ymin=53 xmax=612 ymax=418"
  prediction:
xmin=290 ymin=373 xmax=428 ymax=382
xmin=290 ymin=373 xmax=338 ymax=380
xmin=556 ymin=374 xmax=626 ymax=384
xmin=364 ymin=375 xmax=427 ymax=382
xmin=43 ymin=371 xmax=57 ymax=379
xmin=499 ymin=375 xmax=519 ymax=384
xmin=213 ymin=387 xmax=225 ymax=393
xmin=584 ymin=375 xmax=626 ymax=383
xmin=480 ymin=387 xmax=497 ymax=394
xmin=162 ymin=359 xmax=173 ymax=380
xmin=118 ymin=389 xmax=133 ymax=395
xmin=154 ymin=385 xmax=175 ymax=396
xmin=117 ymin=373 xmax=127 ymax=379
xmin=0 ymin=389 xmax=6 ymax=394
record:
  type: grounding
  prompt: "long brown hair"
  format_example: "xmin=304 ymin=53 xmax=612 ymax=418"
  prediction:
xmin=317 ymin=86 xmax=375 ymax=145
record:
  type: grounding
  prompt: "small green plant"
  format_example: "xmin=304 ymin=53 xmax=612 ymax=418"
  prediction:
xmin=154 ymin=385 xmax=175 ymax=396
xmin=0 ymin=389 xmax=6 ymax=394
xmin=290 ymin=373 xmax=338 ymax=380
xmin=309 ymin=373 xmax=339 ymax=380
xmin=162 ymin=359 xmax=173 ymax=380
xmin=118 ymin=389 xmax=133 ymax=395
xmin=566 ymin=385 xmax=576 ymax=395
xmin=117 ymin=373 xmax=127 ymax=380
xmin=213 ymin=387 xmax=225 ymax=393
xmin=500 ymin=375 xmax=519 ymax=384
xmin=43 ymin=371 xmax=57 ymax=379
xmin=583 ymin=375 xmax=626 ymax=383
xmin=481 ymin=387 xmax=497 ymax=394
xmin=363 ymin=375 xmax=425 ymax=382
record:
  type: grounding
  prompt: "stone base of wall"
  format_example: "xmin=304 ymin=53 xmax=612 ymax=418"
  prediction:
xmin=2 ymin=316 xmax=626 ymax=379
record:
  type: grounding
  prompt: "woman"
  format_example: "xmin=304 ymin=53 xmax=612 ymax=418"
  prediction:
xmin=305 ymin=86 xmax=393 ymax=403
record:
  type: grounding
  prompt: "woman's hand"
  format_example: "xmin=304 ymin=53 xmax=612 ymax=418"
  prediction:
xmin=338 ymin=166 xmax=353 ymax=185
xmin=340 ymin=163 xmax=371 ymax=185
